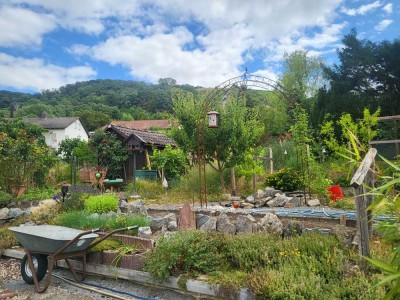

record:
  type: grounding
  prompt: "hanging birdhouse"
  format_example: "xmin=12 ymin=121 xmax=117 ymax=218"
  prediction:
xmin=207 ymin=111 xmax=220 ymax=128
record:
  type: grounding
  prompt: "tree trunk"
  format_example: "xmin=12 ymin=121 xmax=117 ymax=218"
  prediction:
xmin=217 ymin=160 xmax=226 ymax=193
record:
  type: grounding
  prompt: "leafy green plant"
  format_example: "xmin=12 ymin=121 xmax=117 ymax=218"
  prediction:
xmin=0 ymin=191 xmax=13 ymax=208
xmin=365 ymin=156 xmax=400 ymax=300
xmin=55 ymin=211 xmax=148 ymax=233
xmin=144 ymin=230 xmax=230 ymax=280
xmin=21 ymin=187 xmax=57 ymax=201
xmin=150 ymin=145 xmax=188 ymax=181
xmin=264 ymin=167 xmax=302 ymax=191
xmin=0 ymin=119 xmax=56 ymax=195
xmin=84 ymin=194 xmax=118 ymax=213
xmin=134 ymin=179 xmax=163 ymax=199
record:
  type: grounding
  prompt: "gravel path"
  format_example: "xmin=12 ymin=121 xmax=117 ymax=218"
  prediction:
xmin=0 ymin=258 xmax=195 ymax=300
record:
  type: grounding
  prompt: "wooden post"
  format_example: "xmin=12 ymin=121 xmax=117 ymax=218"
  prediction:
xmin=350 ymin=148 xmax=377 ymax=258
xmin=339 ymin=214 xmax=347 ymax=226
xmin=231 ymin=167 xmax=236 ymax=196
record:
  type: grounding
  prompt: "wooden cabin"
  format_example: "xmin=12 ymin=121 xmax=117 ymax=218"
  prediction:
xmin=105 ymin=124 xmax=176 ymax=181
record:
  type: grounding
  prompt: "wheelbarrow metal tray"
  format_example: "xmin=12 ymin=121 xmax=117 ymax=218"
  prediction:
xmin=9 ymin=225 xmax=98 ymax=254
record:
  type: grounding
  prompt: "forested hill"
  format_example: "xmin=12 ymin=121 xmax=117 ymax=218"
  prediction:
xmin=0 ymin=78 xmax=200 ymax=130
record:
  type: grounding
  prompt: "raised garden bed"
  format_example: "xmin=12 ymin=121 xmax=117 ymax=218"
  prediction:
xmin=86 ymin=233 xmax=153 ymax=271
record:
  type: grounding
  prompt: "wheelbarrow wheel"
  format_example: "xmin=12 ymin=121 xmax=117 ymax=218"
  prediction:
xmin=21 ymin=253 xmax=48 ymax=284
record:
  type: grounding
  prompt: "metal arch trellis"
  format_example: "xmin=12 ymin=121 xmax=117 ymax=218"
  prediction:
xmin=196 ymin=72 xmax=297 ymax=207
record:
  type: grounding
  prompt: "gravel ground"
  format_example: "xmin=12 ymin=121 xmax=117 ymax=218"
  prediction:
xmin=0 ymin=258 xmax=196 ymax=300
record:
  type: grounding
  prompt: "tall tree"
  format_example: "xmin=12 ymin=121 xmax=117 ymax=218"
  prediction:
xmin=0 ymin=119 xmax=55 ymax=193
xmin=316 ymin=29 xmax=400 ymax=124
xmin=171 ymin=89 xmax=263 ymax=191
xmin=280 ymin=50 xmax=325 ymax=120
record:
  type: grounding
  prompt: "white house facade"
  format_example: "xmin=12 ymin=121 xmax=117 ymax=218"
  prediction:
xmin=25 ymin=117 xmax=89 ymax=150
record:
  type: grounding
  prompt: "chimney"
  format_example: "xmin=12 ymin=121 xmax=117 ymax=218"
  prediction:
xmin=41 ymin=111 xmax=48 ymax=119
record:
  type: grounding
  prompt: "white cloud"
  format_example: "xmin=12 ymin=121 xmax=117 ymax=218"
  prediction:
xmin=87 ymin=27 xmax=240 ymax=87
xmin=0 ymin=6 xmax=56 ymax=47
xmin=0 ymin=53 xmax=96 ymax=91
xmin=65 ymin=0 xmax=343 ymax=87
xmin=375 ymin=19 xmax=393 ymax=31
xmin=382 ymin=3 xmax=393 ymax=14
xmin=341 ymin=1 xmax=382 ymax=16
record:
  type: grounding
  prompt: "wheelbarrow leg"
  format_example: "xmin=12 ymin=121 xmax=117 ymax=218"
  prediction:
xmin=26 ymin=252 xmax=54 ymax=293
xmin=64 ymin=254 xmax=86 ymax=282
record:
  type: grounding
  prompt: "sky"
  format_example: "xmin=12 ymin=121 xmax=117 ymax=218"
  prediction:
xmin=0 ymin=0 xmax=398 ymax=93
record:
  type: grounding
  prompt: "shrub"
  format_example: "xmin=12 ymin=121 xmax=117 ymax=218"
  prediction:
xmin=29 ymin=202 xmax=60 ymax=225
xmin=144 ymin=230 xmax=230 ymax=280
xmin=84 ymin=194 xmax=118 ymax=213
xmin=21 ymin=187 xmax=57 ymax=201
xmin=174 ymin=164 xmax=222 ymax=195
xmin=0 ymin=191 xmax=13 ymax=208
xmin=264 ymin=167 xmax=302 ymax=192
xmin=135 ymin=180 xmax=163 ymax=199
xmin=60 ymin=185 xmax=100 ymax=212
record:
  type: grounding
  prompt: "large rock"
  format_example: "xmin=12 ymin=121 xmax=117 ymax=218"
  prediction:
xmin=0 ymin=207 xmax=9 ymax=219
xmin=148 ymin=216 xmax=168 ymax=232
xmin=168 ymin=220 xmax=178 ymax=231
xmin=196 ymin=214 xmax=210 ymax=229
xmin=254 ymin=189 xmax=265 ymax=200
xmin=267 ymin=194 xmax=289 ymax=207
xmin=265 ymin=187 xmax=282 ymax=198
xmin=8 ymin=208 xmax=26 ymax=219
xmin=178 ymin=203 xmax=196 ymax=229
xmin=216 ymin=213 xmax=236 ymax=235
xmin=240 ymin=202 xmax=255 ymax=209
xmin=127 ymin=200 xmax=148 ymax=216
xmin=307 ymin=199 xmax=320 ymax=207
xmin=138 ymin=226 xmax=152 ymax=237
xmin=245 ymin=195 xmax=255 ymax=204
xmin=257 ymin=213 xmax=283 ymax=235
xmin=199 ymin=217 xmax=217 ymax=231
xmin=236 ymin=214 xmax=255 ymax=233
xmin=254 ymin=197 xmax=269 ymax=208
xmin=282 ymin=221 xmax=305 ymax=238
xmin=286 ymin=196 xmax=301 ymax=207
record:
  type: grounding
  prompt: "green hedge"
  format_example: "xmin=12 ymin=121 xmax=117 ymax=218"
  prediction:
xmin=84 ymin=194 xmax=118 ymax=213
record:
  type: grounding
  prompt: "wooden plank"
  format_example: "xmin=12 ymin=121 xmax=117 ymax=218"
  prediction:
xmin=350 ymin=148 xmax=377 ymax=188
xmin=369 ymin=139 xmax=400 ymax=145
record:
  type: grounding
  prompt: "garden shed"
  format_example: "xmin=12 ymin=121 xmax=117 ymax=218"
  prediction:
xmin=105 ymin=124 xmax=176 ymax=181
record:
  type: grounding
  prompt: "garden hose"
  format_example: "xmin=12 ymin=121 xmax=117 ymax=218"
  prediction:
xmin=51 ymin=273 xmax=130 ymax=300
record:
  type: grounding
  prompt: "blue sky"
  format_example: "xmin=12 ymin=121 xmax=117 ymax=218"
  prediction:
xmin=0 ymin=0 xmax=398 ymax=93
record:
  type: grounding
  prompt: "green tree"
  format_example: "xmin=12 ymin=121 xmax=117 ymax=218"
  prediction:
xmin=0 ymin=119 xmax=55 ymax=193
xmin=57 ymin=138 xmax=83 ymax=160
xmin=150 ymin=145 xmax=188 ymax=182
xmin=14 ymin=102 xmax=54 ymax=118
xmin=89 ymin=130 xmax=128 ymax=179
xmin=77 ymin=109 xmax=111 ymax=131
xmin=316 ymin=30 xmax=400 ymax=124
xmin=280 ymin=50 xmax=324 ymax=123
xmin=320 ymin=108 xmax=380 ymax=159
xmin=171 ymin=89 xmax=263 ymax=191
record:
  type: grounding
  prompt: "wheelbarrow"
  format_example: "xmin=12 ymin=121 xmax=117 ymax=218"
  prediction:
xmin=8 ymin=225 xmax=138 ymax=293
